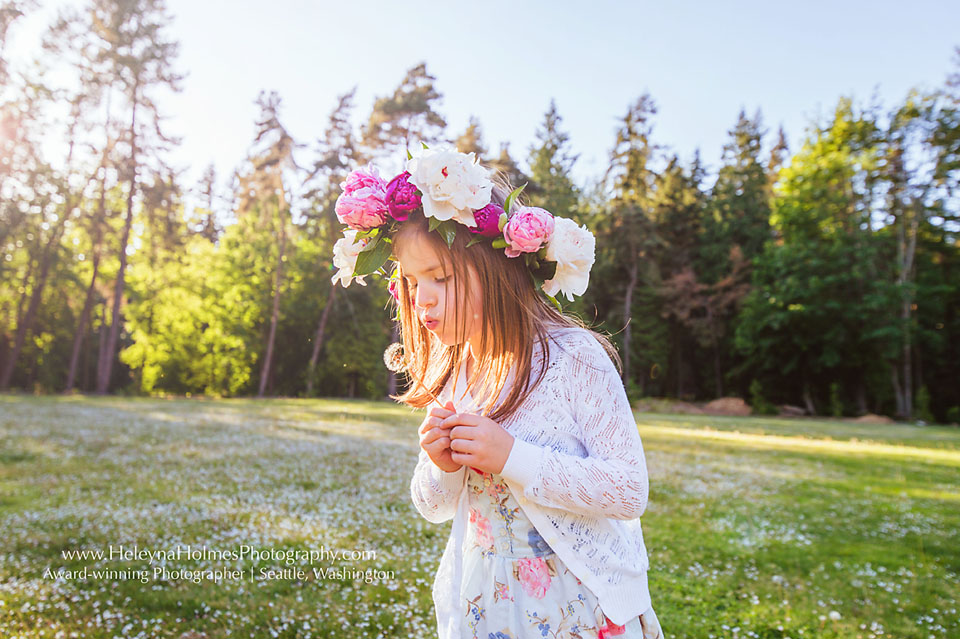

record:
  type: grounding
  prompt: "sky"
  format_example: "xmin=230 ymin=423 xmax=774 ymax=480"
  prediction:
xmin=7 ymin=0 xmax=960 ymax=211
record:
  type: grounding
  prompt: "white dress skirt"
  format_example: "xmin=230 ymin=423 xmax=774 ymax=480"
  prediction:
xmin=458 ymin=465 xmax=665 ymax=639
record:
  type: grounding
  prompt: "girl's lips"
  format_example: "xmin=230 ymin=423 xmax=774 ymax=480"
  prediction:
xmin=423 ymin=319 xmax=439 ymax=330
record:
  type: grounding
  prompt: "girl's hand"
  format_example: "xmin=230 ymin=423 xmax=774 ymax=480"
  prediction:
xmin=439 ymin=410 xmax=516 ymax=474
xmin=418 ymin=400 xmax=463 ymax=473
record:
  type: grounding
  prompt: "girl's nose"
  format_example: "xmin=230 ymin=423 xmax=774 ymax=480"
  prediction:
xmin=416 ymin=288 xmax=436 ymax=310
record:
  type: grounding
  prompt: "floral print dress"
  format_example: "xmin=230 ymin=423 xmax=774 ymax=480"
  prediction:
xmin=460 ymin=465 xmax=663 ymax=639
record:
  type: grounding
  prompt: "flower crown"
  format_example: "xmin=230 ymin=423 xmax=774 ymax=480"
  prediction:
xmin=330 ymin=144 xmax=596 ymax=310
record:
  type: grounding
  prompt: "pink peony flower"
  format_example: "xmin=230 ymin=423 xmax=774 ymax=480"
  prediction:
xmin=469 ymin=508 xmax=495 ymax=550
xmin=384 ymin=171 xmax=421 ymax=221
xmin=516 ymin=556 xmax=551 ymax=599
xmin=335 ymin=163 xmax=389 ymax=230
xmin=503 ymin=206 xmax=554 ymax=258
xmin=469 ymin=202 xmax=505 ymax=237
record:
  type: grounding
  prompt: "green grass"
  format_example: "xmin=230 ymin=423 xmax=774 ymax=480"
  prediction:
xmin=0 ymin=393 xmax=957 ymax=638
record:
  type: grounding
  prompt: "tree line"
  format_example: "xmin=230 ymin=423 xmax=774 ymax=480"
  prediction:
xmin=1 ymin=0 xmax=957 ymax=423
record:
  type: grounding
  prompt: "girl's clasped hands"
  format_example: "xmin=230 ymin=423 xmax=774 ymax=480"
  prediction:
xmin=418 ymin=400 xmax=515 ymax=475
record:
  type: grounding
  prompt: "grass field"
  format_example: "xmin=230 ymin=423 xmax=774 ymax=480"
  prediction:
xmin=0 ymin=394 xmax=957 ymax=639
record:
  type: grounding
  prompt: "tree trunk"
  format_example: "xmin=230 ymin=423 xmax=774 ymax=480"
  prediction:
xmin=258 ymin=199 xmax=287 ymax=398
xmin=66 ymin=167 xmax=108 ymax=393
xmin=855 ymin=374 xmax=867 ymax=416
xmin=97 ymin=92 xmax=139 ymax=394
xmin=0 ymin=208 xmax=70 ymax=389
xmin=306 ymin=283 xmax=337 ymax=397
xmin=801 ymin=374 xmax=816 ymax=415
xmin=65 ymin=251 xmax=101 ymax=393
xmin=707 ymin=305 xmax=723 ymax=397
xmin=890 ymin=364 xmax=904 ymax=418
xmin=622 ymin=259 xmax=638 ymax=386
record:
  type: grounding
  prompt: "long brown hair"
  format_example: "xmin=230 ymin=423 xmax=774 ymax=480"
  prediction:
xmin=388 ymin=170 xmax=620 ymax=422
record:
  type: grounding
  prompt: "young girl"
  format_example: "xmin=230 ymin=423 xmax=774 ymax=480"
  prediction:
xmin=331 ymin=147 xmax=664 ymax=639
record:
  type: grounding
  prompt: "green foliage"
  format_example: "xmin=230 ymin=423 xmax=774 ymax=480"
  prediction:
xmin=749 ymin=379 xmax=777 ymax=415
xmin=733 ymin=97 xmax=903 ymax=413
xmin=829 ymin=381 xmax=844 ymax=417
xmin=526 ymin=99 xmax=580 ymax=217
xmin=700 ymin=109 xmax=771 ymax=285
xmin=947 ymin=406 xmax=960 ymax=425
xmin=914 ymin=385 xmax=934 ymax=424
xmin=121 ymin=232 xmax=258 ymax=397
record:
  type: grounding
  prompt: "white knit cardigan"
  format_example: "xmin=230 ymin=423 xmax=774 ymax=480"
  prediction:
xmin=409 ymin=324 xmax=652 ymax=638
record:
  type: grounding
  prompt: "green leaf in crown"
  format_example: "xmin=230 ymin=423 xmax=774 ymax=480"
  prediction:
xmin=530 ymin=259 xmax=557 ymax=282
xmin=437 ymin=220 xmax=458 ymax=248
xmin=504 ymin=183 xmax=527 ymax=215
xmin=353 ymin=236 xmax=393 ymax=276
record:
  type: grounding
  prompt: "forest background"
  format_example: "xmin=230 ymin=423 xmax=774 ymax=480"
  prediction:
xmin=1 ymin=0 xmax=958 ymax=423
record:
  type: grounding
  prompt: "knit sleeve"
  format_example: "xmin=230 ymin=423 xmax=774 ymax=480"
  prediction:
xmin=500 ymin=331 xmax=649 ymax=520
xmin=410 ymin=447 xmax=466 ymax=523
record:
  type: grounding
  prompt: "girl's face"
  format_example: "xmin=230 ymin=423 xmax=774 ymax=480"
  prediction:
xmin=395 ymin=230 xmax=483 ymax=348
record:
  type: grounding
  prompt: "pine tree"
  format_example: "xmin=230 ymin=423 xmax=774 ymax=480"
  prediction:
xmin=598 ymin=93 xmax=661 ymax=389
xmin=234 ymin=90 xmax=300 ymax=397
xmin=526 ymin=99 xmax=580 ymax=218
xmin=85 ymin=0 xmax=184 ymax=394
xmin=363 ymin=61 xmax=446 ymax=161
xmin=302 ymin=88 xmax=360 ymax=397
xmin=701 ymin=108 xmax=772 ymax=286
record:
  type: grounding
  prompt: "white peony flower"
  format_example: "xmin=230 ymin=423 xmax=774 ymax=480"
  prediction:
xmin=405 ymin=147 xmax=492 ymax=227
xmin=542 ymin=217 xmax=596 ymax=302
xmin=331 ymin=229 xmax=370 ymax=288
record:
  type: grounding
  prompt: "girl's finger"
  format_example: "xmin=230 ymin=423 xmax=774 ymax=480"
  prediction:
xmin=449 ymin=424 xmax=477 ymax=441
xmin=449 ymin=437 xmax=475 ymax=454
xmin=450 ymin=450 xmax=474 ymax=465
xmin=439 ymin=412 xmax=479 ymax=429
xmin=419 ymin=416 xmax=439 ymax=434
xmin=425 ymin=435 xmax=451 ymax=452
xmin=427 ymin=406 xmax=455 ymax=420
xmin=421 ymin=427 xmax=448 ymax=446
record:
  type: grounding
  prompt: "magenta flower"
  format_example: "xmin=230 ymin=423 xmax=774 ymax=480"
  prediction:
xmin=384 ymin=171 xmax=422 ymax=222
xmin=469 ymin=202 xmax=505 ymax=237
xmin=388 ymin=278 xmax=400 ymax=302
xmin=335 ymin=163 xmax=389 ymax=230
xmin=503 ymin=206 xmax=555 ymax=258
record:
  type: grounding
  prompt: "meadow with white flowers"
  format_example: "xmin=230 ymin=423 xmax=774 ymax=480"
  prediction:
xmin=0 ymin=395 xmax=957 ymax=638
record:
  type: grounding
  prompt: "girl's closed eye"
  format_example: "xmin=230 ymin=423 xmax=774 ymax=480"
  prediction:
xmin=408 ymin=276 xmax=449 ymax=289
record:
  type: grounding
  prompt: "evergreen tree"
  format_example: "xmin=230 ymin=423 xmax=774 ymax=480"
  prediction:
xmin=82 ymin=0 xmax=184 ymax=394
xmin=595 ymin=93 xmax=663 ymax=390
xmin=236 ymin=90 xmax=300 ymax=397
xmin=737 ymin=97 xmax=890 ymax=415
xmin=363 ymin=61 xmax=446 ymax=162
xmin=701 ymin=108 xmax=772 ymax=286
xmin=526 ymin=99 xmax=580 ymax=218
xmin=302 ymin=88 xmax=361 ymax=397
